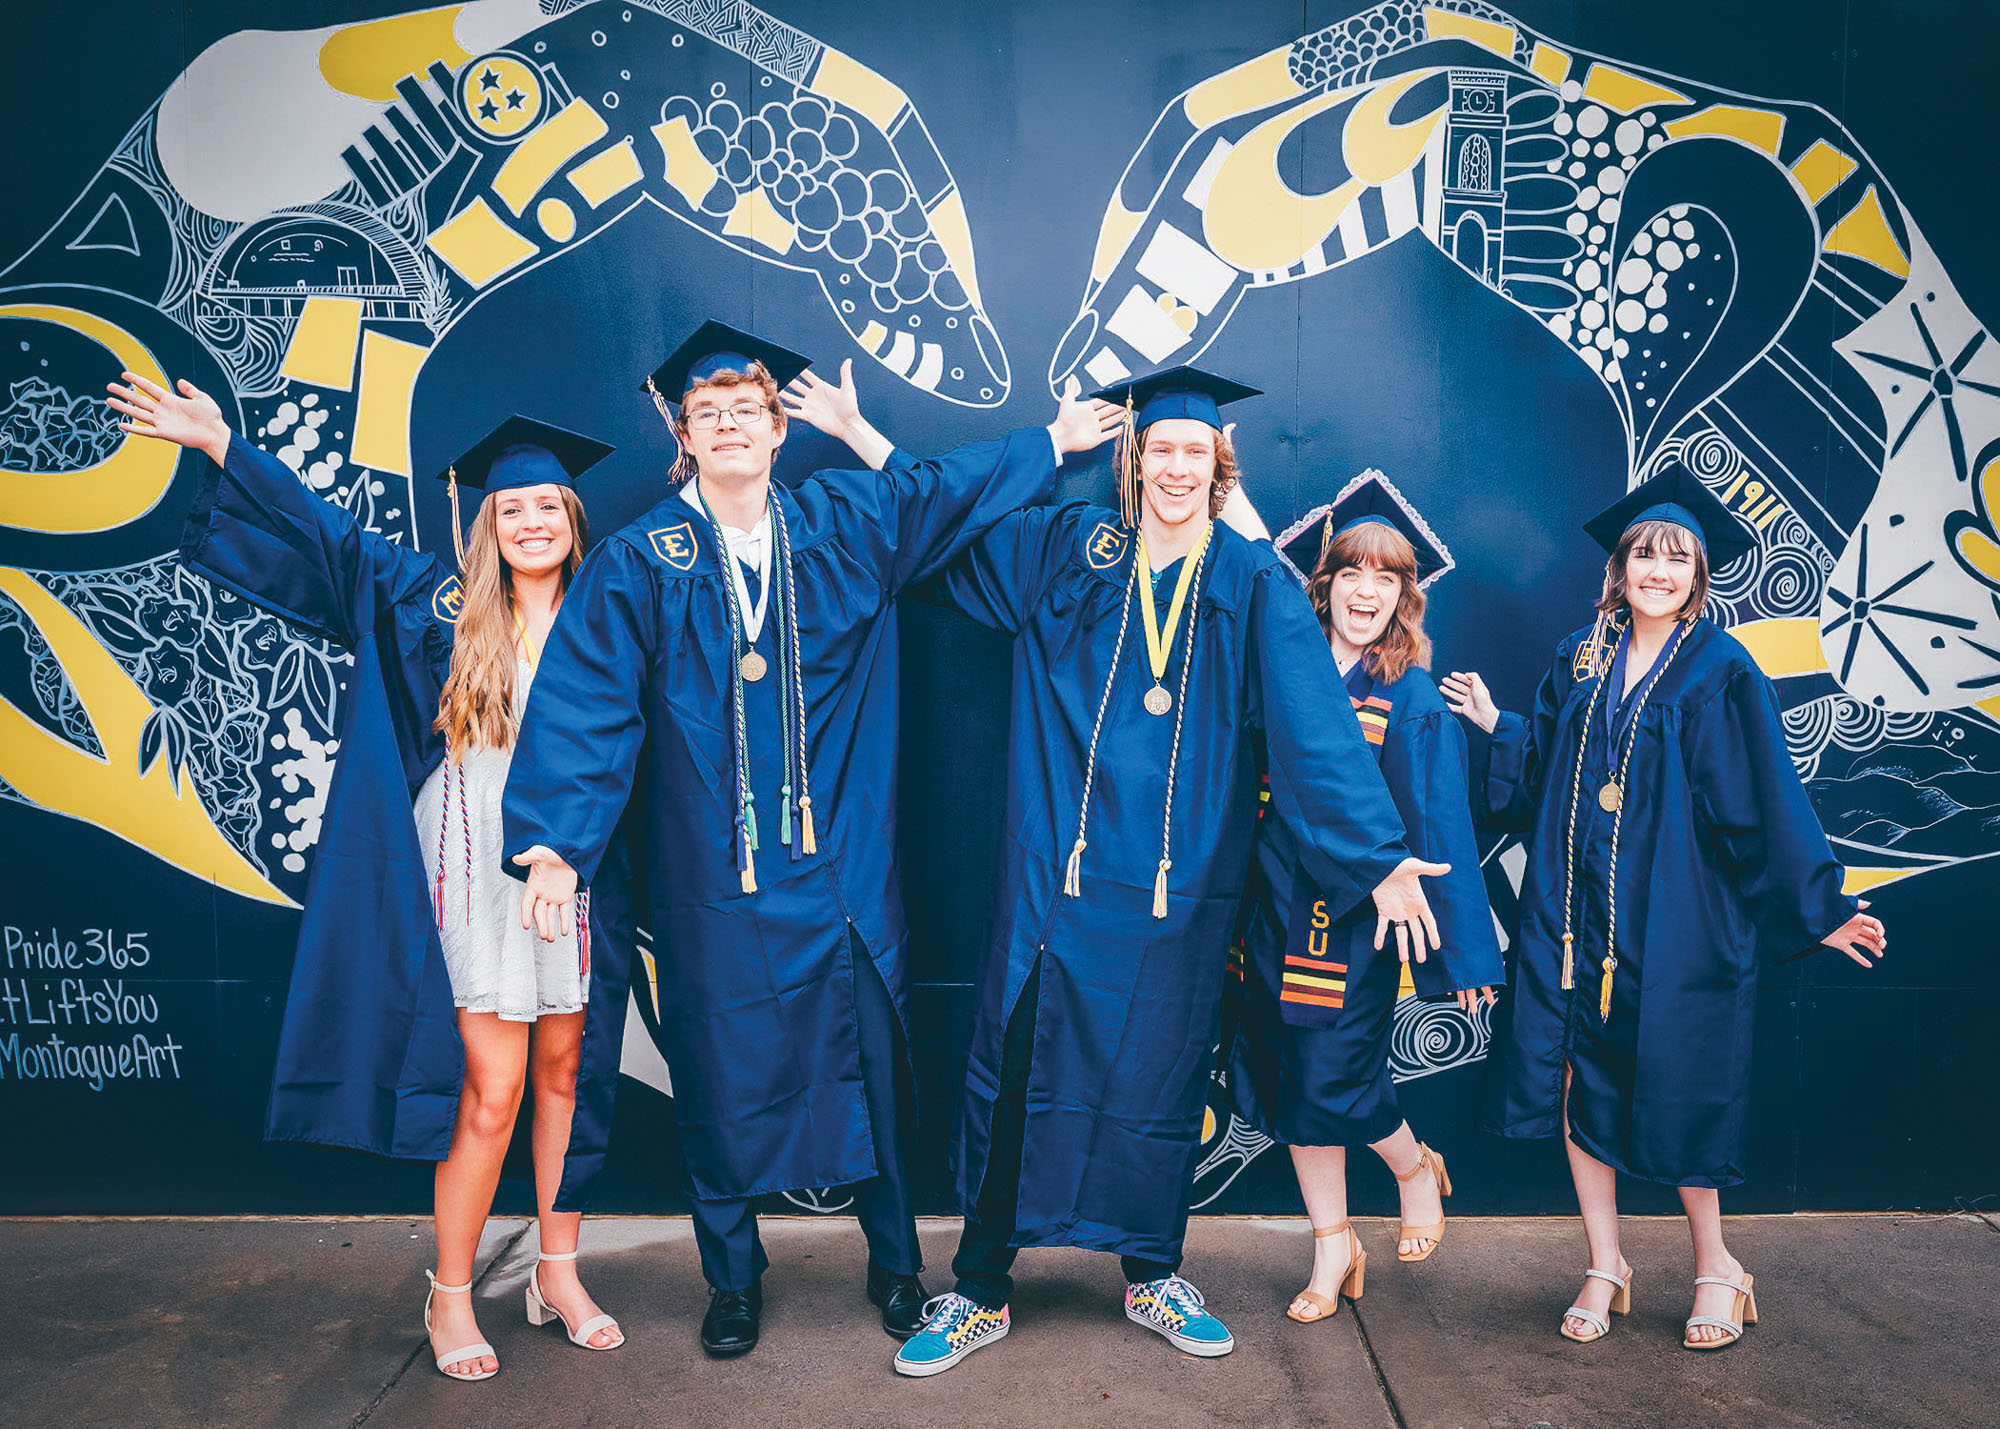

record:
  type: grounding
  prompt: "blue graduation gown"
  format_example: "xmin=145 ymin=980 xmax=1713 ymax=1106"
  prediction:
xmin=1231 ymin=661 xmax=1504 ymax=1148
xmin=1481 ymin=617 xmax=1856 ymax=1187
xmin=502 ymin=429 xmax=1058 ymax=1209
xmin=925 ymin=506 xmax=1411 ymax=1261
xmin=179 ymin=434 xmax=632 ymax=1160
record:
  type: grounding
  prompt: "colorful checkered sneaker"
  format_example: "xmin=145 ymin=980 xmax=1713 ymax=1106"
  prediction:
xmin=893 ymin=1293 xmax=1010 ymax=1378
xmin=1124 ymin=1274 xmax=1235 ymax=1356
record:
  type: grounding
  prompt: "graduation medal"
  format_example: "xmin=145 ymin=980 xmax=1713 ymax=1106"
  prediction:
xmin=740 ymin=651 xmax=767 ymax=682
xmin=1598 ymin=780 xmax=1622 ymax=812
xmin=1137 ymin=528 xmax=1208 ymax=717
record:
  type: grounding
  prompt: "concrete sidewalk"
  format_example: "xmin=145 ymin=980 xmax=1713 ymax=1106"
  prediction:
xmin=3 ymin=1212 xmax=1992 ymax=1428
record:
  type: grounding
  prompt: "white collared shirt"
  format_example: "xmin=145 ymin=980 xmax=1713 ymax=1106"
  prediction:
xmin=681 ymin=482 xmax=773 ymax=642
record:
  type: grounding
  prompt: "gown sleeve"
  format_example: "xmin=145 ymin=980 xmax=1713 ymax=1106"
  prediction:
xmin=820 ymin=426 xmax=1059 ymax=595
xmin=1686 ymin=664 xmax=1857 ymax=957
xmin=501 ymin=539 xmax=657 ymax=885
xmin=1249 ymin=566 xmax=1411 ymax=923
xmin=913 ymin=503 xmax=1067 ymax=636
xmin=1383 ymin=707 xmax=1505 ymax=995
xmin=1485 ymin=638 xmax=1579 ymax=833
xmin=179 ymin=431 xmax=449 ymax=648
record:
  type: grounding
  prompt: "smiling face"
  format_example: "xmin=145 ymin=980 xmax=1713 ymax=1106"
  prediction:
xmin=680 ymin=374 xmax=785 ymax=485
xmin=1620 ymin=520 xmax=1702 ymax=621
xmin=493 ymin=482 xmax=574 ymax=578
xmin=1327 ymin=560 xmax=1404 ymax=648
xmin=1137 ymin=417 xmax=1219 ymax=530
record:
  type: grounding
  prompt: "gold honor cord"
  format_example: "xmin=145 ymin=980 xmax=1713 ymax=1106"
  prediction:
xmin=1557 ymin=616 xmax=1694 ymax=1021
xmin=1136 ymin=525 xmax=1210 ymax=716
xmin=511 ymin=598 xmax=539 ymax=670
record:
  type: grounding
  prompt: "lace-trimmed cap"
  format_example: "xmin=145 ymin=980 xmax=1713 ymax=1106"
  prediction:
xmin=1278 ymin=468 xmax=1453 ymax=588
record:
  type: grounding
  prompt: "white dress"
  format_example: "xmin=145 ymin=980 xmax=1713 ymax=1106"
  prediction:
xmin=413 ymin=658 xmax=586 ymax=1022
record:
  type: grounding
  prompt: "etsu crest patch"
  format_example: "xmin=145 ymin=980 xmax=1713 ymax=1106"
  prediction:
xmin=1085 ymin=520 xmax=1128 ymax=570
xmin=431 ymin=575 xmax=465 ymax=623
xmin=648 ymin=521 xmax=699 ymax=571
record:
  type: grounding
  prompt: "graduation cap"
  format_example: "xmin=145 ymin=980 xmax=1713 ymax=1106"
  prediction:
xmin=436 ymin=414 xmax=612 ymax=562
xmin=1583 ymin=460 xmax=1756 ymax=571
xmin=1090 ymin=364 xmax=1261 ymax=527
xmin=641 ymin=320 xmax=812 ymax=410
xmin=1089 ymin=364 xmax=1261 ymax=434
xmin=1274 ymin=469 xmax=1454 ymax=591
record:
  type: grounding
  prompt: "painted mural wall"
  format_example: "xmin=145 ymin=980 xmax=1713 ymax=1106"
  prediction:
xmin=2 ymin=0 xmax=1994 ymax=1216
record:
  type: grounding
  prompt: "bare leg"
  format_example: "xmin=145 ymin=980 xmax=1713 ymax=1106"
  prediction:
xmin=1562 ymin=1069 xmax=1628 ymax=1338
xmin=1679 ymin=1186 xmax=1747 ymax=1344
xmin=526 ymin=1010 xmax=620 ymax=1348
xmin=1370 ymin=1122 xmax=1442 ymax=1258
xmin=431 ymin=1012 xmax=529 ymax=1377
xmin=1289 ymin=1145 xmax=1358 ymax=1315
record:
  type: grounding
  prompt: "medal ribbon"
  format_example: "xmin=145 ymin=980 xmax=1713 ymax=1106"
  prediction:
xmin=511 ymin=599 xmax=540 ymax=670
xmin=1137 ymin=525 xmax=1209 ymax=685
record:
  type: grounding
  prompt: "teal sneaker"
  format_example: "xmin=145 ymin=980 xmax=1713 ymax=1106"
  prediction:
xmin=1125 ymin=1275 xmax=1234 ymax=1357
xmin=893 ymin=1293 xmax=1010 ymax=1378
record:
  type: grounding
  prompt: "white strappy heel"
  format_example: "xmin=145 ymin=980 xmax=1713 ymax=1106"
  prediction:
xmin=1560 ymin=1265 xmax=1633 ymax=1343
xmin=424 ymin=1270 xmax=497 ymax=1381
xmin=1683 ymin=1271 xmax=1757 ymax=1350
xmin=526 ymin=1250 xmax=624 ymax=1350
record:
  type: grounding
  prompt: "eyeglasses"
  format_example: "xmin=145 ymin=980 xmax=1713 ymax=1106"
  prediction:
xmin=685 ymin=402 xmax=772 ymax=431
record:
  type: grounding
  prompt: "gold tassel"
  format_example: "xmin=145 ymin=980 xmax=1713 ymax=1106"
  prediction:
xmin=799 ymin=796 xmax=817 ymax=856
xmin=1561 ymin=933 xmax=1574 ymax=990
xmin=447 ymin=468 xmax=466 ymax=568
xmin=740 ymin=854 xmax=757 ymax=896
xmin=1152 ymin=859 xmax=1170 ymax=919
xmin=1118 ymin=396 xmax=1138 ymax=530
xmin=1599 ymin=958 xmax=1615 ymax=1022
xmin=1064 ymin=838 xmax=1085 ymax=898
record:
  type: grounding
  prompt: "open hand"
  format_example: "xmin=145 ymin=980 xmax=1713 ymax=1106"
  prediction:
xmin=1822 ymin=899 xmax=1886 ymax=968
xmin=1372 ymin=856 xmax=1449 ymax=963
xmin=1440 ymin=670 xmax=1499 ymax=733
xmin=513 ymin=845 xmax=577 ymax=943
xmin=780 ymin=359 xmax=861 ymax=438
xmin=1047 ymin=375 xmax=1123 ymax=455
xmin=106 ymin=372 xmax=230 ymax=466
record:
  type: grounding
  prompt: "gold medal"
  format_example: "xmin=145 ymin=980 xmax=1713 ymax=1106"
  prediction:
xmin=1598 ymin=781 xmax=1622 ymax=812
xmin=1143 ymin=684 xmax=1172 ymax=716
xmin=740 ymin=651 xmax=768 ymax=682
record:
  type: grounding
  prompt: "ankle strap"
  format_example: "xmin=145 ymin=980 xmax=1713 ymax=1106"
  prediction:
xmin=426 ymin=1270 xmax=473 ymax=1294
xmin=1312 ymin=1219 xmax=1354 ymax=1238
xmin=538 ymin=1250 xmax=579 ymax=1262
xmin=1393 ymin=1143 xmax=1436 ymax=1183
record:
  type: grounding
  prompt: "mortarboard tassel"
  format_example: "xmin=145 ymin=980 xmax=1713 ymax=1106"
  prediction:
xmin=1560 ymin=933 xmax=1574 ymax=991
xmin=780 ymin=782 xmax=793 ymax=850
xmin=1152 ymin=859 xmax=1171 ymax=919
xmin=446 ymin=468 xmax=467 ymax=568
xmin=1064 ymin=838 xmax=1085 ymax=899
xmin=1599 ymin=957 xmax=1616 ymax=1023
xmin=799 ymin=795 xmax=817 ymax=856
xmin=1118 ymin=396 xmax=1139 ymax=530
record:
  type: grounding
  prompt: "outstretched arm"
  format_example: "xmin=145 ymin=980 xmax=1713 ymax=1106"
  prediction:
xmin=107 ymin=371 xmax=231 ymax=467
xmin=782 ymin=360 xmax=895 ymax=470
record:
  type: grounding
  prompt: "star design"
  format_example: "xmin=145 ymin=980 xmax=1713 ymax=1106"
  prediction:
xmin=1855 ymin=302 xmax=2000 ymax=482
xmin=477 ymin=66 xmax=501 ymax=92
xmin=505 ymin=87 xmax=526 ymax=111
xmin=477 ymin=96 xmax=499 ymax=123
xmin=1822 ymin=523 xmax=1979 ymax=695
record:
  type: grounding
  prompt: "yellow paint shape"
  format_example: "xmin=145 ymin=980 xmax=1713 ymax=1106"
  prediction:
xmin=1530 ymin=42 xmax=1572 ymax=86
xmin=723 ymin=187 xmax=795 ymax=255
xmin=351 ymin=330 xmax=429 ymax=478
xmin=639 ymin=946 xmax=660 ymax=1018
xmin=1823 ymin=184 xmax=1909 ymax=277
xmin=279 ymin=296 xmax=364 ymax=391
xmin=317 ymin=4 xmax=467 ymax=102
xmin=1204 ymin=84 xmax=1363 ymax=272
xmin=426 ymin=196 xmax=538 ymax=286
xmin=1842 ymin=866 xmax=1920 ymax=896
xmin=568 ymin=139 xmax=644 ymax=208
xmin=807 ymin=47 xmax=908 ymax=131
xmin=1201 ymin=1104 xmax=1216 ymax=1142
xmin=1581 ymin=62 xmax=1690 ymax=115
xmin=1398 ymin=964 xmax=1415 ymax=999
xmin=1979 ymin=693 xmax=2000 ymax=723
xmin=493 ymin=99 xmax=608 ymax=216
xmin=537 ymin=197 xmax=576 ymax=242
xmin=1790 ymin=138 xmax=1858 ymax=204
xmin=651 ymin=116 xmax=720 ymax=208
xmin=1184 ymin=46 xmax=1308 ymax=128
xmin=1423 ymin=6 xmax=1516 ymax=57
xmin=1953 ymin=524 xmax=2000 ymax=585
xmin=0 ymin=304 xmax=179 ymax=535
xmin=923 ymin=189 xmax=984 ymax=309
xmin=1733 ymin=617 xmax=1830 ymax=679
xmin=1663 ymin=104 xmax=1785 ymax=156
xmin=1090 ymin=199 xmax=1145 ymax=284
xmin=0 ymin=568 xmax=293 ymax=906
xmin=1344 ymin=70 xmax=1447 ymax=184
xmin=857 ymin=320 xmax=889 ymax=355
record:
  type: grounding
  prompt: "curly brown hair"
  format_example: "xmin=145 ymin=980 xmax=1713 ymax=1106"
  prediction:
xmin=1307 ymin=518 xmax=1431 ymax=684
xmin=670 ymin=363 xmax=787 ymax=484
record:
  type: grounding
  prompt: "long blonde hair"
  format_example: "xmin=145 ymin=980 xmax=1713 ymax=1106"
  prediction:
xmin=433 ymin=487 xmax=589 ymax=753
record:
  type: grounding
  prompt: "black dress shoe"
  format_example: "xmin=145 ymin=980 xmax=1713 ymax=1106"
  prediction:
xmin=866 ymin=1261 xmax=930 ymax=1339
xmin=700 ymin=1282 xmax=762 ymax=1358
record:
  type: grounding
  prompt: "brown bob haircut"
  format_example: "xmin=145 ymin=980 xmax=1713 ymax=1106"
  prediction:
xmin=1595 ymin=517 xmax=1711 ymax=624
xmin=1307 ymin=518 xmax=1432 ymax=684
